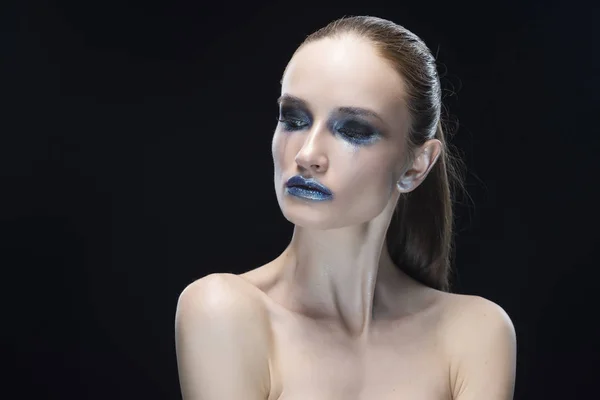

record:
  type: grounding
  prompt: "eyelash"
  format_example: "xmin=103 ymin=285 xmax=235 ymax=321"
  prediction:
xmin=276 ymin=117 xmax=307 ymax=131
xmin=276 ymin=115 xmax=380 ymax=145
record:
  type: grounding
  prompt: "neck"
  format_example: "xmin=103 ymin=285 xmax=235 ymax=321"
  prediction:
xmin=275 ymin=195 xmax=405 ymax=339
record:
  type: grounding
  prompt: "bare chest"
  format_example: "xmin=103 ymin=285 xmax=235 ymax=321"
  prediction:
xmin=266 ymin=314 xmax=451 ymax=400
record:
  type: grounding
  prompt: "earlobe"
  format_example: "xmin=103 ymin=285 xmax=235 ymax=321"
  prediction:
xmin=395 ymin=157 xmax=422 ymax=194
xmin=394 ymin=159 xmax=414 ymax=193
xmin=396 ymin=175 xmax=413 ymax=193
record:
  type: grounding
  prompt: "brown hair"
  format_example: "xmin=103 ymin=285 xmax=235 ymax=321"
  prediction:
xmin=299 ymin=16 xmax=465 ymax=292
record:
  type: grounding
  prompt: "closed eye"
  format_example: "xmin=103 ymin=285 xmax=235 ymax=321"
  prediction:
xmin=333 ymin=119 xmax=381 ymax=145
xmin=277 ymin=117 xmax=309 ymax=131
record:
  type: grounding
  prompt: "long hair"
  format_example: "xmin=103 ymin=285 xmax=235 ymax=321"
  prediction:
xmin=299 ymin=16 xmax=465 ymax=291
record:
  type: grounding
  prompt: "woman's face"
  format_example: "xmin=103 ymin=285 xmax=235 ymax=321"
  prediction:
xmin=272 ymin=35 xmax=411 ymax=230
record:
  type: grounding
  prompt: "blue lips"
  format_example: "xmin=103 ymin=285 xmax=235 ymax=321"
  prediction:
xmin=285 ymin=175 xmax=333 ymax=201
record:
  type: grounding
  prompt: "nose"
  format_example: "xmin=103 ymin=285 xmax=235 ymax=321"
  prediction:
xmin=294 ymin=125 xmax=329 ymax=174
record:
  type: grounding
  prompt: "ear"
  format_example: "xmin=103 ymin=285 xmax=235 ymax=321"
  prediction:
xmin=396 ymin=139 xmax=443 ymax=193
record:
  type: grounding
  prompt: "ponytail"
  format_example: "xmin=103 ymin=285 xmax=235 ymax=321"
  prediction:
xmin=385 ymin=121 xmax=463 ymax=292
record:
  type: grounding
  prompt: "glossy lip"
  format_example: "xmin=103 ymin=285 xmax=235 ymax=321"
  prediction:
xmin=285 ymin=175 xmax=333 ymax=195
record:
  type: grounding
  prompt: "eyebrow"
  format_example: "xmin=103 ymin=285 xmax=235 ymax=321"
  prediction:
xmin=277 ymin=94 xmax=385 ymax=123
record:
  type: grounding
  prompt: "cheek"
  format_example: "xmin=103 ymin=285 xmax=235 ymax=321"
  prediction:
xmin=365 ymin=167 xmax=396 ymax=201
xmin=271 ymin=131 xmax=285 ymax=168
xmin=351 ymin=155 xmax=396 ymax=190
xmin=272 ymin=130 xmax=299 ymax=170
xmin=341 ymin=155 xmax=398 ymax=209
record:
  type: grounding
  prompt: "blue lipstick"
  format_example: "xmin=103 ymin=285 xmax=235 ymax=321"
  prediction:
xmin=285 ymin=175 xmax=333 ymax=201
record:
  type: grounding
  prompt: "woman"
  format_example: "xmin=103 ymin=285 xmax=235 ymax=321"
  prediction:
xmin=175 ymin=15 xmax=517 ymax=400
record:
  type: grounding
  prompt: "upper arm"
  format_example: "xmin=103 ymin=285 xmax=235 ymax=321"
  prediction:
xmin=446 ymin=296 xmax=517 ymax=400
xmin=175 ymin=273 xmax=271 ymax=400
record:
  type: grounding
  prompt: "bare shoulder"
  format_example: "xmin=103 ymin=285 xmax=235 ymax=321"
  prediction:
xmin=437 ymin=292 xmax=517 ymax=399
xmin=175 ymin=273 xmax=272 ymax=399
xmin=176 ymin=272 xmax=271 ymax=332
xmin=178 ymin=272 xmax=265 ymax=306
xmin=438 ymin=293 xmax=516 ymax=342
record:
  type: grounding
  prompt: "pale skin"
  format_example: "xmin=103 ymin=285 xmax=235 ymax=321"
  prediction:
xmin=175 ymin=35 xmax=517 ymax=399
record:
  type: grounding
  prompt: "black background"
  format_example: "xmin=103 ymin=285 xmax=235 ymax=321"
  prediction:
xmin=4 ymin=0 xmax=599 ymax=398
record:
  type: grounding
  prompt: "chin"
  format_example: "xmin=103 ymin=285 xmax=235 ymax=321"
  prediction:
xmin=284 ymin=214 xmax=336 ymax=230
xmin=281 ymin=195 xmax=394 ymax=232
xmin=277 ymin=195 xmax=338 ymax=230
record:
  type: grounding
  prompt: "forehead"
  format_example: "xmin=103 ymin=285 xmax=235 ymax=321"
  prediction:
xmin=281 ymin=36 xmax=407 ymax=121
